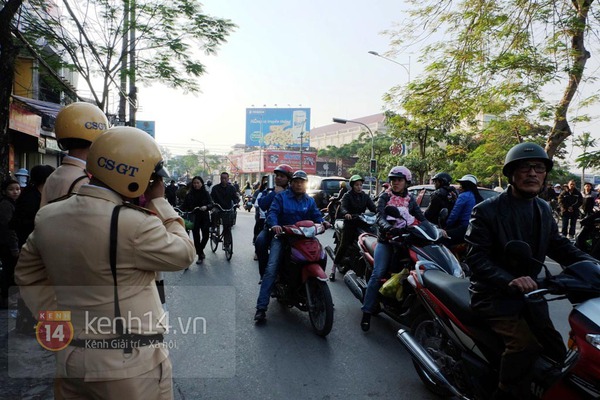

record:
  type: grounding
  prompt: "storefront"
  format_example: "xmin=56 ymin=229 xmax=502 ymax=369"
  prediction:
xmin=9 ymin=96 xmax=64 ymax=175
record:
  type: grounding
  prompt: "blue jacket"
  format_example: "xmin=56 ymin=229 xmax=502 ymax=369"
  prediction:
xmin=266 ymin=189 xmax=323 ymax=228
xmin=447 ymin=190 xmax=476 ymax=228
xmin=258 ymin=189 xmax=277 ymax=212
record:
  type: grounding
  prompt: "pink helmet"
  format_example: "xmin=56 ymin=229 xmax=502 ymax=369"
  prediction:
xmin=388 ymin=166 xmax=412 ymax=183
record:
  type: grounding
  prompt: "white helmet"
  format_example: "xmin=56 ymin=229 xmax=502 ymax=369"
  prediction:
xmin=457 ymin=174 xmax=478 ymax=185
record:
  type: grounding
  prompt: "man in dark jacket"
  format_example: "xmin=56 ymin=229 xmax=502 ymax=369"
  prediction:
xmin=465 ymin=142 xmax=597 ymax=400
xmin=424 ymin=172 xmax=457 ymax=225
xmin=331 ymin=175 xmax=376 ymax=279
xmin=558 ymin=179 xmax=582 ymax=238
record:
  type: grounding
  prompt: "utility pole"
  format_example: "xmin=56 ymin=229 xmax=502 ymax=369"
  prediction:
xmin=128 ymin=0 xmax=137 ymax=126
xmin=118 ymin=0 xmax=129 ymax=125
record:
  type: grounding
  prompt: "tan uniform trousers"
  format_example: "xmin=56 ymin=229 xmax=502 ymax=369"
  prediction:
xmin=58 ymin=348 xmax=173 ymax=400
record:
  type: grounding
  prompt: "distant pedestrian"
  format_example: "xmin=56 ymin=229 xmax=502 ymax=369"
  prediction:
xmin=581 ymin=182 xmax=597 ymax=218
xmin=165 ymin=180 xmax=178 ymax=206
xmin=0 ymin=179 xmax=21 ymax=308
xmin=558 ymin=180 xmax=582 ymax=239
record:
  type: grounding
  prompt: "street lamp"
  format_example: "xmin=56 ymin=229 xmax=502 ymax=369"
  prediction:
xmin=368 ymin=51 xmax=411 ymax=83
xmin=333 ymin=117 xmax=375 ymax=196
xmin=190 ymin=138 xmax=207 ymax=177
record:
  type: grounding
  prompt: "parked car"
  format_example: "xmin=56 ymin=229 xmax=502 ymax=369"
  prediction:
xmin=307 ymin=175 xmax=348 ymax=209
xmin=407 ymin=184 xmax=500 ymax=211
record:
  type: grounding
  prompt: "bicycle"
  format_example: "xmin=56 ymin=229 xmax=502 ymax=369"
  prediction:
xmin=210 ymin=204 xmax=236 ymax=260
xmin=174 ymin=207 xmax=195 ymax=237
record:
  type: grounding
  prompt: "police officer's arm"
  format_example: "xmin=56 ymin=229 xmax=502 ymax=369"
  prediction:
xmin=135 ymin=197 xmax=195 ymax=270
xmin=14 ymin=232 xmax=57 ymax=318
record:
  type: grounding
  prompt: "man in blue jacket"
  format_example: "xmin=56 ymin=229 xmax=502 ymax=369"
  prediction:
xmin=254 ymin=170 xmax=329 ymax=322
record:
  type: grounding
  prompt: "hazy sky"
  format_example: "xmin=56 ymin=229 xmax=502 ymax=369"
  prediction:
xmin=137 ymin=0 xmax=414 ymax=155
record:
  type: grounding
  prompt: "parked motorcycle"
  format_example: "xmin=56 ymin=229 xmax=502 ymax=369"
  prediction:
xmin=344 ymin=210 xmax=465 ymax=328
xmin=398 ymin=240 xmax=600 ymax=399
xmin=575 ymin=210 xmax=600 ymax=259
xmin=325 ymin=212 xmax=377 ymax=281
xmin=271 ymin=220 xmax=334 ymax=337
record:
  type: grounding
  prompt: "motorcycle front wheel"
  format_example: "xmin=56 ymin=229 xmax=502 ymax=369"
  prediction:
xmin=306 ymin=278 xmax=334 ymax=337
xmin=410 ymin=314 xmax=454 ymax=397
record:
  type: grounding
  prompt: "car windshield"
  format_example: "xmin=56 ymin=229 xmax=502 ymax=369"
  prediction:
xmin=308 ymin=178 xmax=322 ymax=190
xmin=323 ymin=180 xmax=343 ymax=191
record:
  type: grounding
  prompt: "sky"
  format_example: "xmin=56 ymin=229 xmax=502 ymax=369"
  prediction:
xmin=134 ymin=0 xmax=600 ymax=168
xmin=136 ymin=0 xmax=415 ymax=156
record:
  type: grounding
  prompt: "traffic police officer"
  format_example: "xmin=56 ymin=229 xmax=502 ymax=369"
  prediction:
xmin=16 ymin=127 xmax=195 ymax=399
xmin=41 ymin=102 xmax=109 ymax=206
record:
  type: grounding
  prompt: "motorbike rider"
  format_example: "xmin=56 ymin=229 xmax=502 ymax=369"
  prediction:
xmin=465 ymin=142 xmax=597 ymax=400
xmin=442 ymin=174 xmax=483 ymax=245
xmin=254 ymin=170 xmax=330 ymax=323
xmin=15 ymin=126 xmax=195 ymax=399
xmin=210 ymin=172 xmax=240 ymax=230
xmin=41 ymin=102 xmax=109 ymax=206
xmin=254 ymin=164 xmax=293 ymax=280
xmin=330 ymin=174 xmax=376 ymax=279
xmin=360 ymin=166 xmax=426 ymax=331
xmin=424 ymin=172 xmax=457 ymax=224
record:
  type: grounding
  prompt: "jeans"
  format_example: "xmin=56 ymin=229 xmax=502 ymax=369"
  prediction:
xmin=256 ymin=236 xmax=284 ymax=310
xmin=254 ymin=228 xmax=274 ymax=278
xmin=361 ymin=241 xmax=392 ymax=313
xmin=191 ymin=217 xmax=209 ymax=256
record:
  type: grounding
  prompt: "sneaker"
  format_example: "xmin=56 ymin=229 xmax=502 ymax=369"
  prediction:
xmin=254 ymin=309 xmax=266 ymax=323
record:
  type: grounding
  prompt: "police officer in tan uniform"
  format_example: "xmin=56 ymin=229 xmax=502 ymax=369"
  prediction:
xmin=16 ymin=127 xmax=195 ymax=400
xmin=41 ymin=102 xmax=109 ymax=206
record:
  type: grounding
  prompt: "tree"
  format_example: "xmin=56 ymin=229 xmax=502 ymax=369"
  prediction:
xmin=574 ymin=132 xmax=598 ymax=183
xmin=384 ymin=0 xmax=598 ymax=159
xmin=0 ymin=0 xmax=24 ymax=181
xmin=20 ymin=0 xmax=236 ymax=113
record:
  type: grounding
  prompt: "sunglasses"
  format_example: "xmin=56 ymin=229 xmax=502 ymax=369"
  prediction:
xmin=516 ymin=162 xmax=546 ymax=173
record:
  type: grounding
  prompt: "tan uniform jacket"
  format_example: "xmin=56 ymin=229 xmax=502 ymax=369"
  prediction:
xmin=40 ymin=156 xmax=88 ymax=207
xmin=15 ymin=185 xmax=195 ymax=381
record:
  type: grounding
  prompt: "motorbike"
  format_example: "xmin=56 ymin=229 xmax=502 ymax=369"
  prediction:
xmin=325 ymin=212 xmax=378 ymax=281
xmin=397 ymin=240 xmax=600 ymax=400
xmin=344 ymin=207 xmax=465 ymax=328
xmin=244 ymin=195 xmax=254 ymax=212
xmin=271 ymin=220 xmax=334 ymax=337
xmin=575 ymin=210 xmax=600 ymax=259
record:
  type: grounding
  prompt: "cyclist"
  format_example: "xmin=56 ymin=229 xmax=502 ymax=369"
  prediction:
xmin=330 ymin=175 xmax=376 ymax=279
xmin=210 ymin=172 xmax=240 ymax=238
xmin=254 ymin=170 xmax=330 ymax=323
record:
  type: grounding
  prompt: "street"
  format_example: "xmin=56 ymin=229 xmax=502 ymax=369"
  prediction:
xmin=1 ymin=210 xmax=573 ymax=400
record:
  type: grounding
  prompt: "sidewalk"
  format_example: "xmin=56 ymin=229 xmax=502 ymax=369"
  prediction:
xmin=0 ymin=309 xmax=54 ymax=400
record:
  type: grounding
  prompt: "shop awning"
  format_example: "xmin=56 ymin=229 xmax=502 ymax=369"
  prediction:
xmin=12 ymin=95 xmax=63 ymax=118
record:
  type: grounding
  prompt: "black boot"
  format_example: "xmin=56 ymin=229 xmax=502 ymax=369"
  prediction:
xmin=361 ymin=312 xmax=371 ymax=332
xmin=254 ymin=309 xmax=266 ymax=323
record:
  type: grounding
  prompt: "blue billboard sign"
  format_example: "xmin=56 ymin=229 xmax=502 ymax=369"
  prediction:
xmin=246 ymin=108 xmax=310 ymax=148
xmin=136 ymin=120 xmax=155 ymax=138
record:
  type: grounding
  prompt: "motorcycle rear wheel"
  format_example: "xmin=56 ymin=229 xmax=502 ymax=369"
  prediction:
xmin=306 ymin=278 xmax=334 ymax=337
xmin=410 ymin=314 xmax=454 ymax=397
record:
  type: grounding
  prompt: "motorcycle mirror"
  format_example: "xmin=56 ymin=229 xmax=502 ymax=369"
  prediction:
xmin=505 ymin=240 xmax=552 ymax=280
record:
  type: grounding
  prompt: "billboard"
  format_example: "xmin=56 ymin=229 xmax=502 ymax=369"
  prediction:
xmin=246 ymin=108 xmax=310 ymax=148
xmin=136 ymin=120 xmax=155 ymax=138
xmin=264 ymin=150 xmax=316 ymax=174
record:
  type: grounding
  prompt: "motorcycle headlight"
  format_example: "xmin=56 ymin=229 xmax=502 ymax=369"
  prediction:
xmin=586 ymin=334 xmax=600 ymax=351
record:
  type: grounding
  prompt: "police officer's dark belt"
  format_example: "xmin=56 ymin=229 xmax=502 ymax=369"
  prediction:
xmin=70 ymin=333 xmax=164 ymax=349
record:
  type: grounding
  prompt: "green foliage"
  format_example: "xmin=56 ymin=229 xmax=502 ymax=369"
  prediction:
xmin=20 ymin=0 xmax=236 ymax=109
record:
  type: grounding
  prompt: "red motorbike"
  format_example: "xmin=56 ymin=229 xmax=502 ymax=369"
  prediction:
xmin=397 ymin=240 xmax=600 ymax=400
xmin=272 ymin=220 xmax=334 ymax=337
xmin=343 ymin=214 xmax=465 ymax=328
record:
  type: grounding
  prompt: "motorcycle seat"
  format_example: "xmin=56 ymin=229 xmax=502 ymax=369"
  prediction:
xmin=360 ymin=234 xmax=378 ymax=257
xmin=422 ymin=270 xmax=476 ymax=324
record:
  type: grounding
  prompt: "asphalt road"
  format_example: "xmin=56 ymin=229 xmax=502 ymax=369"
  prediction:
xmin=0 ymin=209 xmax=576 ymax=400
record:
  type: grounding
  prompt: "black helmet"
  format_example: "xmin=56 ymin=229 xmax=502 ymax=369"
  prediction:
xmin=502 ymin=142 xmax=553 ymax=177
xmin=291 ymin=170 xmax=308 ymax=181
xmin=432 ymin=172 xmax=452 ymax=186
